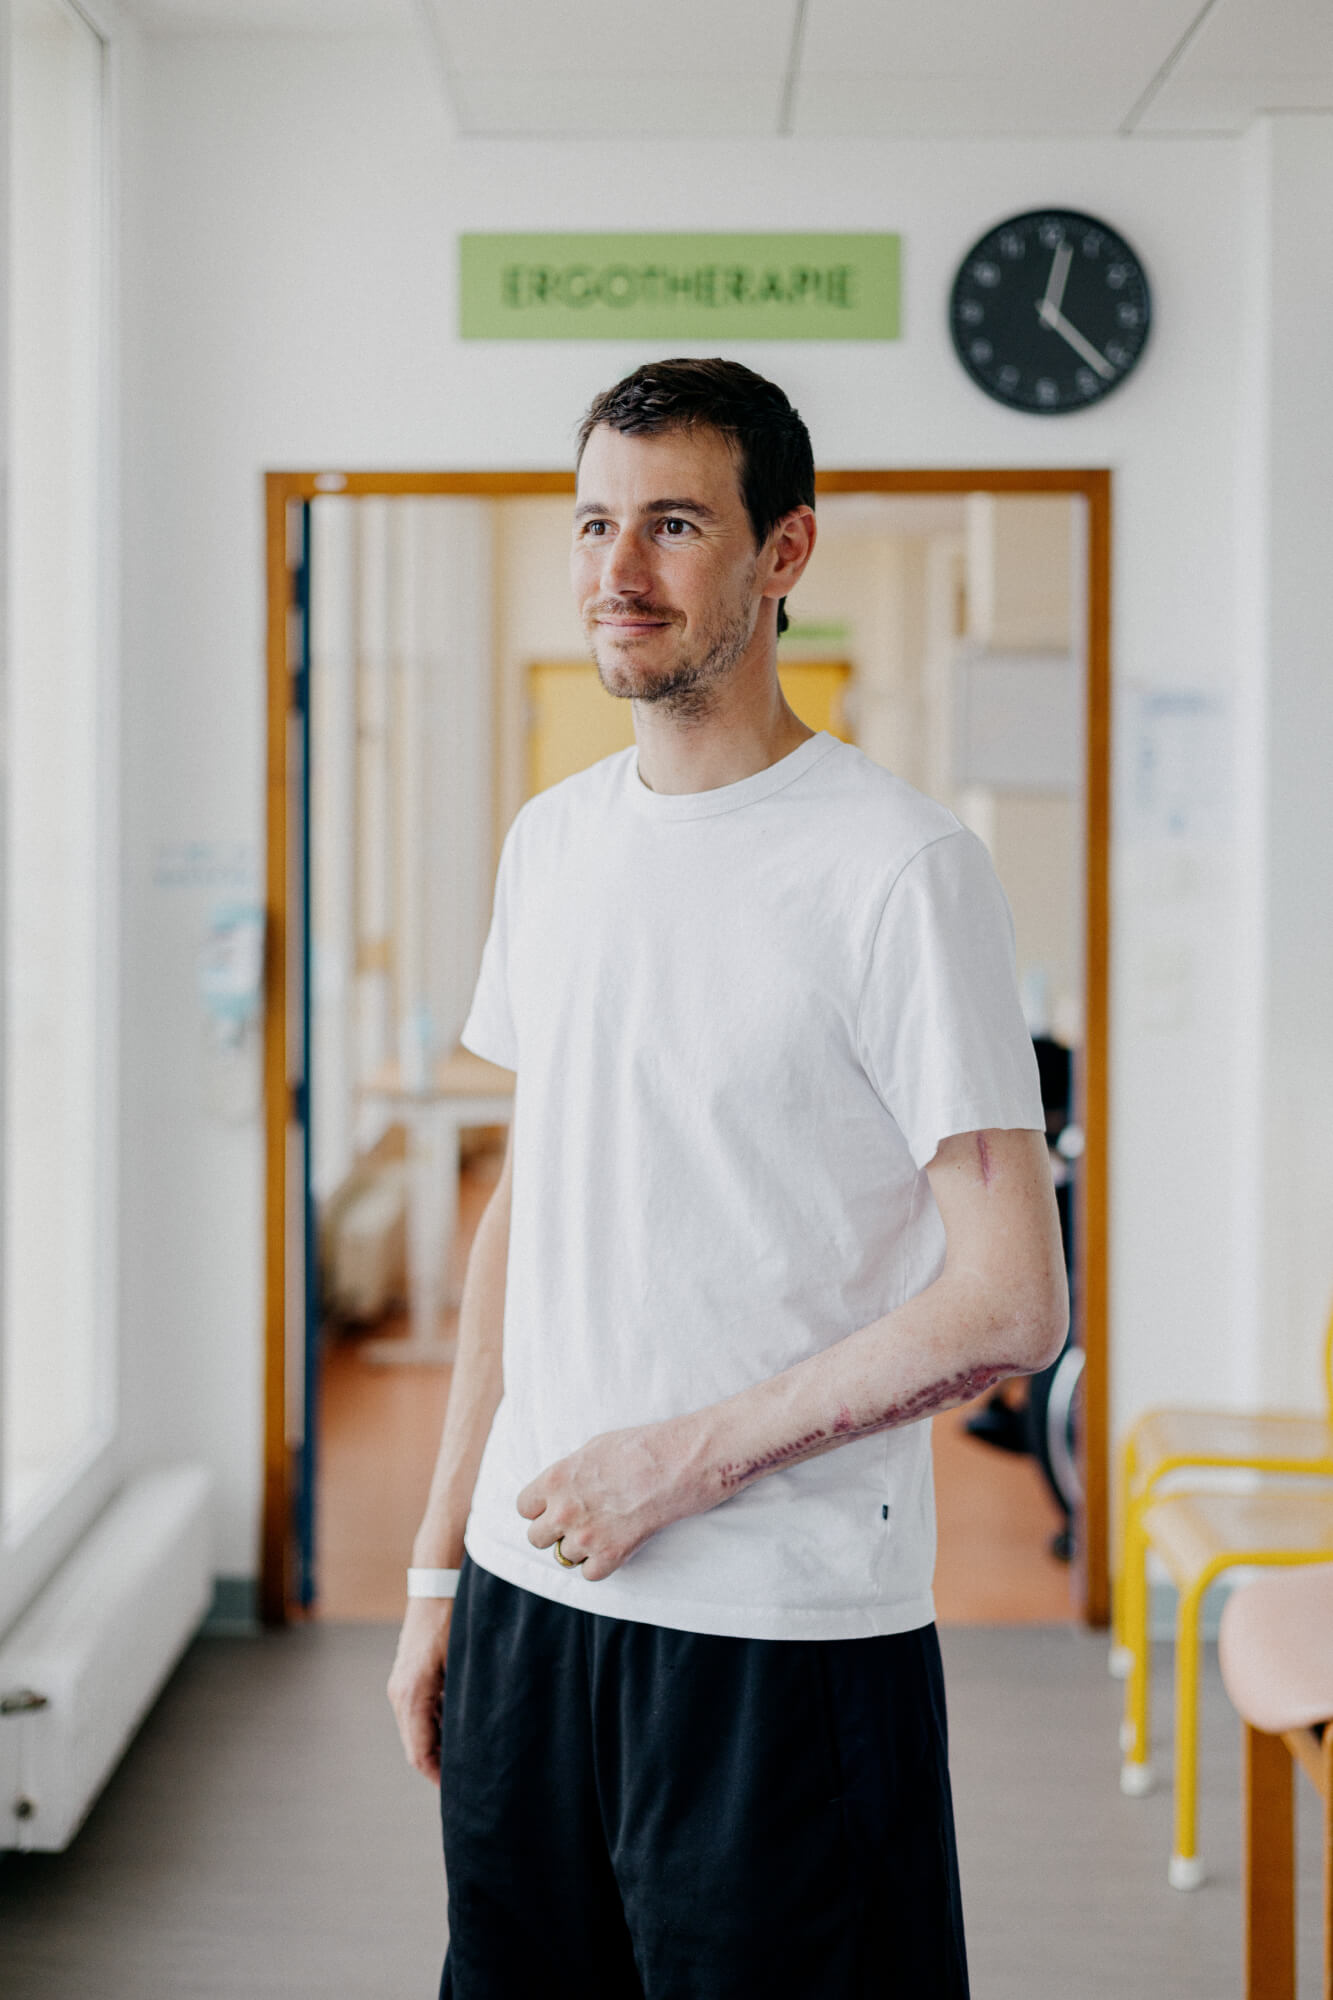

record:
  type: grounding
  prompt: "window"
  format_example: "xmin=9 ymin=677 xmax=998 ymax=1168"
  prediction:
xmin=2 ymin=0 xmax=112 ymax=1537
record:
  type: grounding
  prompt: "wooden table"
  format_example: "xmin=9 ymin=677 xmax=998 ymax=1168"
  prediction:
xmin=357 ymin=1046 xmax=513 ymax=1365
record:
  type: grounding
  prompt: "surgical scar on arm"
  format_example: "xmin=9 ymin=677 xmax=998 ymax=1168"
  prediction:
xmin=716 ymin=1362 xmax=1018 ymax=1493
xmin=717 ymin=1428 xmax=828 ymax=1488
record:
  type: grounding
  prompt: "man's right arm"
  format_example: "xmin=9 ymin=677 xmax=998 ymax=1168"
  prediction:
xmin=386 ymin=1120 xmax=513 ymax=1784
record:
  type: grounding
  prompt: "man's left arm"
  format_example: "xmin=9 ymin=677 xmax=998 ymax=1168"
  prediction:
xmin=518 ymin=1125 xmax=1069 ymax=1579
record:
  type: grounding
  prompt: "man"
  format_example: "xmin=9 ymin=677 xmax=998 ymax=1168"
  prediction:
xmin=388 ymin=358 xmax=1068 ymax=1998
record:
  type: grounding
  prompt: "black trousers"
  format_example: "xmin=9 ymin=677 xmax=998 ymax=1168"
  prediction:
xmin=438 ymin=1558 xmax=969 ymax=1999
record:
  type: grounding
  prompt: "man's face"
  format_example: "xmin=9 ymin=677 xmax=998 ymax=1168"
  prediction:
xmin=571 ymin=423 xmax=765 ymax=715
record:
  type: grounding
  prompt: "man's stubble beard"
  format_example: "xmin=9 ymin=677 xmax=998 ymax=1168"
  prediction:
xmin=588 ymin=572 xmax=759 ymax=724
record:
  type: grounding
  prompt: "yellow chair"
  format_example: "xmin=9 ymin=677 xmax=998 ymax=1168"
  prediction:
xmin=1111 ymin=1300 xmax=1333 ymax=1673
xmin=1119 ymin=1485 xmax=1333 ymax=1888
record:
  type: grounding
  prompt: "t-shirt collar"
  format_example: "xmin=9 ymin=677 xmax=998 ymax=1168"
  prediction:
xmin=625 ymin=731 xmax=838 ymax=821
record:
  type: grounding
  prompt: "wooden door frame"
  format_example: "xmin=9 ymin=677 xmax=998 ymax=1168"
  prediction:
xmin=263 ymin=464 xmax=1112 ymax=1627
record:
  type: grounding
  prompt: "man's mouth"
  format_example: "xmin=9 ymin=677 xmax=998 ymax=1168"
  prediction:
xmin=590 ymin=604 xmax=679 ymax=637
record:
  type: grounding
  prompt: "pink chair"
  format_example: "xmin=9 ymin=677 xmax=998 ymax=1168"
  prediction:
xmin=1219 ymin=1566 xmax=1333 ymax=2000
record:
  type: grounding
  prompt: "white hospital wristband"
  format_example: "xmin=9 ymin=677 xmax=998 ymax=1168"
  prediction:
xmin=407 ymin=1567 xmax=461 ymax=1599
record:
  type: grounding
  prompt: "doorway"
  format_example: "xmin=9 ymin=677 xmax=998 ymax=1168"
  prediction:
xmin=262 ymin=467 xmax=1112 ymax=1627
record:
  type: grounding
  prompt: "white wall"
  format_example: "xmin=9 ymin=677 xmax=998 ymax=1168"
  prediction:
xmin=117 ymin=27 xmax=1323 ymax=1577
xmin=1233 ymin=116 xmax=1333 ymax=1408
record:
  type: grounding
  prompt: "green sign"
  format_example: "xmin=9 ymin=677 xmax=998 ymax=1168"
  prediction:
xmin=459 ymin=233 xmax=899 ymax=342
xmin=782 ymin=618 xmax=852 ymax=643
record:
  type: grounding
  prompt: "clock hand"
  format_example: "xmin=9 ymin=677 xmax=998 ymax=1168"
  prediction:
xmin=1036 ymin=300 xmax=1115 ymax=379
xmin=1040 ymin=240 xmax=1073 ymax=319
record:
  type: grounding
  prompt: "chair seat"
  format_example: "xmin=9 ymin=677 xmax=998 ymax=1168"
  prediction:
xmin=1219 ymin=1565 xmax=1333 ymax=1736
xmin=1141 ymin=1486 xmax=1333 ymax=1589
xmin=1133 ymin=1407 xmax=1333 ymax=1484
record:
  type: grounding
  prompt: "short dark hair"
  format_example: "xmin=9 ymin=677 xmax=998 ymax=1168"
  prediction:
xmin=576 ymin=358 xmax=814 ymax=636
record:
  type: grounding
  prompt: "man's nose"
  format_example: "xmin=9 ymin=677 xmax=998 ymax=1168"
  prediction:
xmin=601 ymin=528 xmax=651 ymax=598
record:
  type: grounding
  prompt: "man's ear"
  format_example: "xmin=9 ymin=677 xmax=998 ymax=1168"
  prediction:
xmin=759 ymin=507 xmax=817 ymax=609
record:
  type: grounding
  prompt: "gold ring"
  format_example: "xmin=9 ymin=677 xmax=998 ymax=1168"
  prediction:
xmin=553 ymin=1537 xmax=585 ymax=1569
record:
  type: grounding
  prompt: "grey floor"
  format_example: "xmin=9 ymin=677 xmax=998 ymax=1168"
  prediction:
xmin=0 ymin=1623 xmax=1323 ymax=1998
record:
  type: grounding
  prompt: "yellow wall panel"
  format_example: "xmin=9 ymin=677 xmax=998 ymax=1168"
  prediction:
xmin=525 ymin=659 xmax=853 ymax=797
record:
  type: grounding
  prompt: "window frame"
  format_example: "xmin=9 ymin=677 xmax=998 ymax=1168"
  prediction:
xmin=0 ymin=0 xmax=123 ymax=1638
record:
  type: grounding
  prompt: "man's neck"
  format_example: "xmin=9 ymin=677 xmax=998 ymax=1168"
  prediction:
xmin=632 ymin=655 xmax=815 ymax=797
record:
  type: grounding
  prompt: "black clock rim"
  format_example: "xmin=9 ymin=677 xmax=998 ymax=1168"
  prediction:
xmin=948 ymin=207 xmax=1152 ymax=415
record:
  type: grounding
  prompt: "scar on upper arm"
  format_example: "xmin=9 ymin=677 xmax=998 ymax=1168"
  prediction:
xmin=977 ymin=1132 xmax=993 ymax=1186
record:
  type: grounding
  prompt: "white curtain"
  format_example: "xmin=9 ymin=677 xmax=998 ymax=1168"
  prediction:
xmin=309 ymin=497 xmax=493 ymax=1202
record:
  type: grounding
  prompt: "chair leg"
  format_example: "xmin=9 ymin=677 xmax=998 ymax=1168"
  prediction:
xmin=1245 ymin=1723 xmax=1295 ymax=2000
xmin=1110 ymin=1429 xmax=1141 ymax=1667
xmin=1170 ymin=1579 xmax=1208 ymax=1887
xmin=1120 ymin=1498 xmax=1154 ymax=1788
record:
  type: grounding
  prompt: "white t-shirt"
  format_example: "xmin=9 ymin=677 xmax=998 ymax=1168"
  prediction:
xmin=460 ymin=731 xmax=1044 ymax=1641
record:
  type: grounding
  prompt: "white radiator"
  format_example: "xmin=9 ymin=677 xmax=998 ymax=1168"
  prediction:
xmin=0 ymin=1463 xmax=214 ymax=1852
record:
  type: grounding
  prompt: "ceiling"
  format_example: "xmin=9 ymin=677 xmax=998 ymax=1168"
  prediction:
xmin=121 ymin=0 xmax=1333 ymax=138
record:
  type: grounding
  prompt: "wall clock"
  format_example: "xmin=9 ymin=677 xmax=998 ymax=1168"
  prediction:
xmin=949 ymin=209 xmax=1151 ymax=414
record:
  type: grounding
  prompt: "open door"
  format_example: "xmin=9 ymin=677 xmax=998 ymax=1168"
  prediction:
xmin=264 ymin=466 xmax=1112 ymax=1626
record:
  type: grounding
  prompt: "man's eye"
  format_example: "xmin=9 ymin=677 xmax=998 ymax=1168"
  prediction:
xmin=661 ymin=518 xmax=692 ymax=536
xmin=581 ymin=520 xmax=608 ymax=536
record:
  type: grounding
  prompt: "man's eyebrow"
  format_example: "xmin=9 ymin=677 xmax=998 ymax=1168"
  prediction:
xmin=573 ymin=497 xmax=720 ymax=523
xmin=641 ymin=498 xmax=719 ymax=521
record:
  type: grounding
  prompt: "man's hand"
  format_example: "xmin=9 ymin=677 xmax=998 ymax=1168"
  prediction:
xmin=517 ymin=1417 xmax=704 ymax=1582
xmin=387 ymin=1598 xmax=454 ymax=1785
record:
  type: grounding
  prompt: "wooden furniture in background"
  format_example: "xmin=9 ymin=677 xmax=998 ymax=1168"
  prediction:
xmin=1219 ymin=1564 xmax=1333 ymax=2000
xmin=1111 ymin=1300 xmax=1333 ymax=1671
xmin=1121 ymin=1487 xmax=1333 ymax=1889
xmin=356 ymin=1045 xmax=513 ymax=1366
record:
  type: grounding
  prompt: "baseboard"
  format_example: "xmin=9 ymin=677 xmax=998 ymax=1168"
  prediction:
xmin=202 ymin=1575 xmax=260 ymax=1635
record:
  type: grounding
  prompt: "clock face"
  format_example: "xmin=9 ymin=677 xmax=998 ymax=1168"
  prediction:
xmin=949 ymin=209 xmax=1151 ymax=414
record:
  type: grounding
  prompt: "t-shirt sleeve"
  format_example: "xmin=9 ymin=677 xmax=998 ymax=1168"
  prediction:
xmin=856 ymin=827 xmax=1045 ymax=1170
xmin=459 ymin=829 xmax=519 ymax=1072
